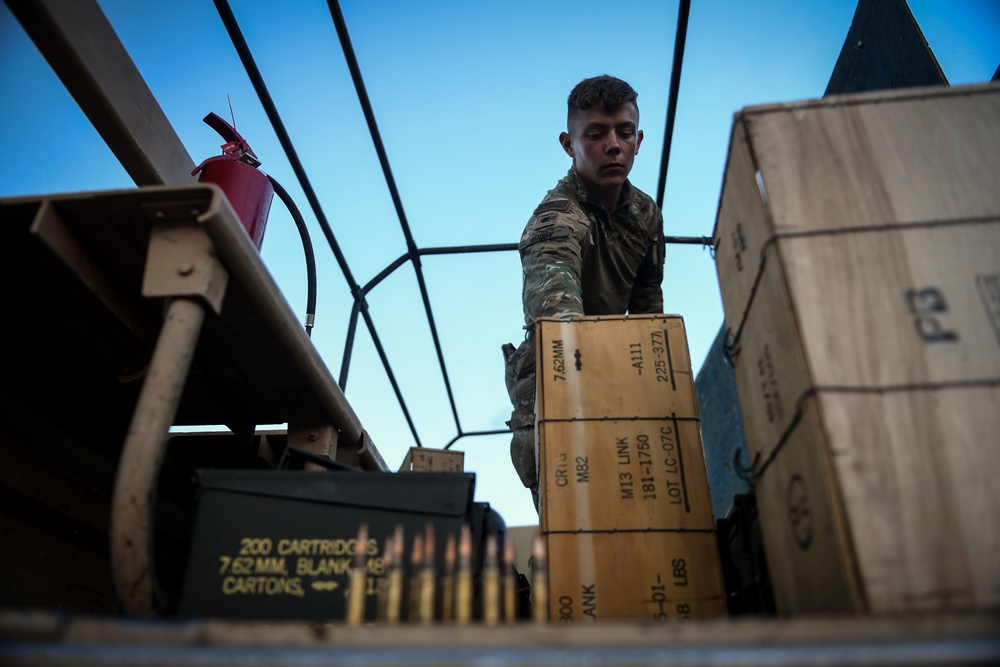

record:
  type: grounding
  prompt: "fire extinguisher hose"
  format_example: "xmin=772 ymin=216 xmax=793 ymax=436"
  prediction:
xmin=267 ymin=174 xmax=317 ymax=337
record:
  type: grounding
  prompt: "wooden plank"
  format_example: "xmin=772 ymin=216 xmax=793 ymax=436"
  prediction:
xmin=2 ymin=607 xmax=998 ymax=656
xmin=821 ymin=388 xmax=1000 ymax=611
xmin=736 ymin=220 xmax=1000 ymax=462
xmin=545 ymin=531 xmax=726 ymax=623
xmin=755 ymin=386 xmax=1000 ymax=613
xmin=535 ymin=315 xmax=696 ymax=420
xmin=726 ymin=242 xmax=813 ymax=464
xmin=0 ymin=512 xmax=114 ymax=612
xmin=0 ymin=438 xmax=110 ymax=536
xmin=752 ymin=396 xmax=869 ymax=613
xmin=712 ymin=118 xmax=774 ymax=349
xmin=786 ymin=223 xmax=1000 ymax=387
xmin=538 ymin=418 xmax=713 ymax=532
xmin=749 ymin=86 xmax=1000 ymax=236
xmin=714 ymin=83 xmax=1000 ymax=336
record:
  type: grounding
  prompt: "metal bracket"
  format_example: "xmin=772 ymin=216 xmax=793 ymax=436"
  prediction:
xmin=287 ymin=422 xmax=339 ymax=471
xmin=143 ymin=223 xmax=229 ymax=314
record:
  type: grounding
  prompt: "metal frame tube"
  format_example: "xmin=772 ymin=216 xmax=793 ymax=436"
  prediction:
xmin=110 ymin=297 xmax=206 ymax=615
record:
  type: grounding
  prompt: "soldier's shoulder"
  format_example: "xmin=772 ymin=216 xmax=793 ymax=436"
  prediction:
xmin=532 ymin=198 xmax=573 ymax=216
xmin=533 ymin=174 xmax=584 ymax=214
xmin=520 ymin=195 xmax=588 ymax=251
xmin=532 ymin=178 xmax=584 ymax=215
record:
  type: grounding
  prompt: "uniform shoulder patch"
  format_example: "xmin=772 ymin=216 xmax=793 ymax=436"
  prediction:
xmin=533 ymin=199 xmax=572 ymax=216
xmin=520 ymin=224 xmax=572 ymax=251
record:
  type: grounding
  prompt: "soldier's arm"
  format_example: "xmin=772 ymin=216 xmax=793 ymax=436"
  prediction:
xmin=628 ymin=208 xmax=665 ymax=314
xmin=519 ymin=201 xmax=589 ymax=323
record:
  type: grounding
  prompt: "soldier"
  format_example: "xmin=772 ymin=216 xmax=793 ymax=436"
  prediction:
xmin=504 ymin=75 xmax=665 ymax=509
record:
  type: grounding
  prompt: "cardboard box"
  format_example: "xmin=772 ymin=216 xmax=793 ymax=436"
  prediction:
xmin=712 ymin=83 xmax=1000 ymax=614
xmin=398 ymin=446 xmax=465 ymax=472
xmin=545 ymin=531 xmax=727 ymax=623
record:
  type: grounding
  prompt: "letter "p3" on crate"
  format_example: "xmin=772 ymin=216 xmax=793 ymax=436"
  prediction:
xmin=906 ymin=287 xmax=958 ymax=343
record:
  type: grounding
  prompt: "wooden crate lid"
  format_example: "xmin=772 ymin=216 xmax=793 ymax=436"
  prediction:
xmin=714 ymin=83 xmax=1000 ymax=337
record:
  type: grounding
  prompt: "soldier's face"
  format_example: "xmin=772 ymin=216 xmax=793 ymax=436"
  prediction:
xmin=560 ymin=103 xmax=643 ymax=194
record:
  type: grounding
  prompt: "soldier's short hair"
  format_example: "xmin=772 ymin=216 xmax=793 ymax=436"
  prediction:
xmin=567 ymin=75 xmax=638 ymax=128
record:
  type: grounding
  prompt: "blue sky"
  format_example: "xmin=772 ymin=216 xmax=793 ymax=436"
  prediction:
xmin=1 ymin=1 xmax=997 ymax=527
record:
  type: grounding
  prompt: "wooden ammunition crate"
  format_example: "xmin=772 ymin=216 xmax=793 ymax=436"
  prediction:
xmin=534 ymin=315 xmax=697 ymax=420
xmin=538 ymin=418 xmax=713 ymax=532
xmin=546 ymin=532 xmax=727 ymax=623
xmin=714 ymin=83 xmax=1000 ymax=329
xmin=398 ymin=446 xmax=464 ymax=472
xmin=712 ymin=83 xmax=1000 ymax=614
xmin=536 ymin=315 xmax=725 ymax=621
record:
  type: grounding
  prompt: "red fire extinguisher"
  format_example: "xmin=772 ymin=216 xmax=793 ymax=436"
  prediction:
xmin=192 ymin=112 xmax=273 ymax=250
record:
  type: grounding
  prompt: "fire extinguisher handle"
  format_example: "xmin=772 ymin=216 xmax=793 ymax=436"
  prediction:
xmin=204 ymin=112 xmax=242 ymax=144
xmin=203 ymin=112 xmax=259 ymax=162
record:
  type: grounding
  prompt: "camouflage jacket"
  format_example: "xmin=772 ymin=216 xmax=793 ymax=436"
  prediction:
xmin=519 ymin=167 xmax=664 ymax=326
xmin=504 ymin=168 xmax=665 ymax=432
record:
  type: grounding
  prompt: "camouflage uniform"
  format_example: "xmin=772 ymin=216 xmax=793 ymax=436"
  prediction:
xmin=505 ymin=167 xmax=665 ymax=506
